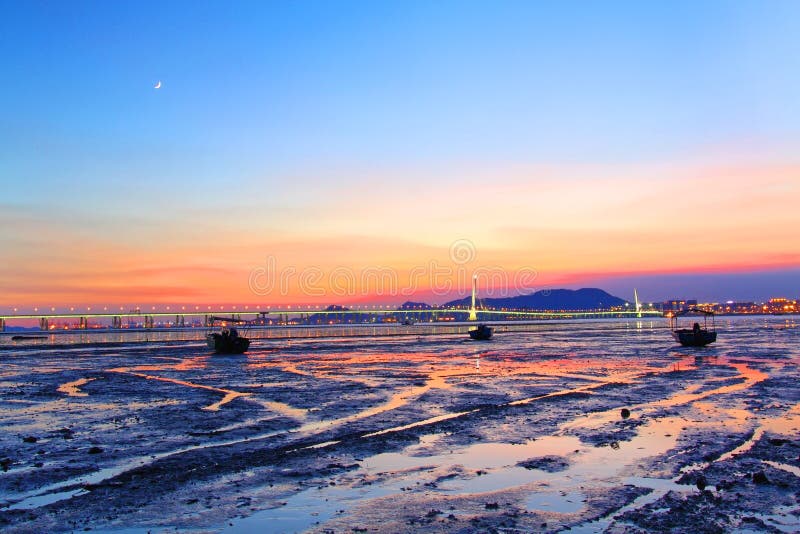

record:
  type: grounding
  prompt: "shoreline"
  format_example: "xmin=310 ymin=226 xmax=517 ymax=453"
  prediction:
xmin=0 ymin=317 xmax=674 ymax=349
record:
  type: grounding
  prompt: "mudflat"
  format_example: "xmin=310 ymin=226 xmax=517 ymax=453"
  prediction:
xmin=1 ymin=317 xmax=798 ymax=533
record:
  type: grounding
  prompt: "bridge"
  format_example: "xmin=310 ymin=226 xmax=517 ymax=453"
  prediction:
xmin=0 ymin=285 xmax=660 ymax=332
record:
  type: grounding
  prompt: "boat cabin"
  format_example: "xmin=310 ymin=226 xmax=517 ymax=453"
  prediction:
xmin=669 ymin=308 xmax=717 ymax=347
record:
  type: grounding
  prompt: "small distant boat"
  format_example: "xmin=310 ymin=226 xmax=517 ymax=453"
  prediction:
xmin=206 ymin=317 xmax=251 ymax=354
xmin=669 ymin=308 xmax=717 ymax=347
xmin=11 ymin=335 xmax=48 ymax=341
xmin=468 ymin=324 xmax=493 ymax=340
xmin=206 ymin=327 xmax=250 ymax=354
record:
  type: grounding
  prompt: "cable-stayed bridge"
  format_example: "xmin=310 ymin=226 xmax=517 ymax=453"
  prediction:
xmin=0 ymin=286 xmax=660 ymax=331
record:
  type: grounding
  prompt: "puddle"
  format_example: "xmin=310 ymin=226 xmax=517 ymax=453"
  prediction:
xmin=764 ymin=460 xmax=800 ymax=477
xmin=57 ymin=377 xmax=96 ymax=397
xmin=109 ymin=369 xmax=250 ymax=411
xmin=526 ymin=491 xmax=584 ymax=513
xmin=228 ymin=415 xmax=688 ymax=532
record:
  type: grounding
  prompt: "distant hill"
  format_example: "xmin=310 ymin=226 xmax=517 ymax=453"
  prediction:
xmin=445 ymin=288 xmax=628 ymax=311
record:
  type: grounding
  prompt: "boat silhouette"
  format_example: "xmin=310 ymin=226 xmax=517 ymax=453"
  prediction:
xmin=468 ymin=324 xmax=493 ymax=340
xmin=206 ymin=316 xmax=251 ymax=354
xmin=669 ymin=308 xmax=717 ymax=347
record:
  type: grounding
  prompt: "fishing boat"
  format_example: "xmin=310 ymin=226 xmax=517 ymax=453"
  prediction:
xmin=206 ymin=317 xmax=251 ymax=354
xmin=468 ymin=324 xmax=493 ymax=340
xmin=669 ymin=308 xmax=717 ymax=347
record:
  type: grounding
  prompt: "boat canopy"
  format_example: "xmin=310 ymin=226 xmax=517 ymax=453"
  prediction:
xmin=670 ymin=307 xmax=714 ymax=317
xmin=208 ymin=316 xmax=254 ymax=324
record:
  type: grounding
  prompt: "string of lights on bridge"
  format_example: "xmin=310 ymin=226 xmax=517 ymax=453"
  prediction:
xmin=0 ymin=302 xmax=660 ymax=332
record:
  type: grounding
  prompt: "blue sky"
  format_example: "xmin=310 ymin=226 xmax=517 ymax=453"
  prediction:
xmin=1 ymin=1 xmax=798 ymax=306
xmin=5 ymin=0 xmax=799 ymax=176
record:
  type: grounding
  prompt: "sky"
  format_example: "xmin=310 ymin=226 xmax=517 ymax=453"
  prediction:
xmin=1 ymin=0 xmax=799 ymax=309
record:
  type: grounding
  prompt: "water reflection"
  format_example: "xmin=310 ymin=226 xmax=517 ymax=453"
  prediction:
xmin=57 ymin=377 xmax=95 ymax=397
xmin=1 ymin=315 xmax=798 ymax=532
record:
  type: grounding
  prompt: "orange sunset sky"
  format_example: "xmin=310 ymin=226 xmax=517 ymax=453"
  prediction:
xmin=2 ymin=2 xmax=799 ymax=309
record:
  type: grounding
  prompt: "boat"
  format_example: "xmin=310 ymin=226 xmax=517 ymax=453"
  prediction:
xmin=206 ymin=317 xmax=251 ymax=354
xmin=468 ymin=324 xmax=493 ymax=340
xmin=206 ymin=327 xmax=250 ymax=354
xmin=669 ymin=308 xmax=717 ymax=347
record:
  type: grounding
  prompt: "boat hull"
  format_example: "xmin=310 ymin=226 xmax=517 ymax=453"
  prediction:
xmin=469 ymin=326 xmax=493 ymax=340
xmin=672 ymin=329 xmax=717 ymax=347
xmin=206 ymin=333 xmax=250 ymax=354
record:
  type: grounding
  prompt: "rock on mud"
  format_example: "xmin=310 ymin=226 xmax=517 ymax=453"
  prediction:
xmin=517 ymin=455 xmax=570 ymax=472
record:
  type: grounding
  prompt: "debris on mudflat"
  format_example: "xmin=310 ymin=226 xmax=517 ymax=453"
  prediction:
xmin=517 ymin=455 xmax=570 ymax=472
xmin=695 ymin=475 xmax=707 ymax=491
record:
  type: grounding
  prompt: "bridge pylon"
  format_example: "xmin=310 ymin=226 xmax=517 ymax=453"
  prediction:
xmin=468 ymin=274 xmax=478 ymax=321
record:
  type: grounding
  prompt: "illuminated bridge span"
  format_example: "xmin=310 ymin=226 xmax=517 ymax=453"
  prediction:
xmin=0 ymin=307 xmax=661 ymax=332
xmin=0 ymin=285 xmax=661 ymax=331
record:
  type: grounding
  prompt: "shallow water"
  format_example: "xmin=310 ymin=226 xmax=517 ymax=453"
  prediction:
xmin=0 ymin=316 xmax=798 ymax=533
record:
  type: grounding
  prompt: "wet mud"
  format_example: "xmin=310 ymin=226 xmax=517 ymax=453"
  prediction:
xmin=0 ymin=317 xmax=798 ymax=532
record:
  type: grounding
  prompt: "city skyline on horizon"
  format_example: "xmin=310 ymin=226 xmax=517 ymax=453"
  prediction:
xmin=2 ymin=1 xmax=799 ymax=307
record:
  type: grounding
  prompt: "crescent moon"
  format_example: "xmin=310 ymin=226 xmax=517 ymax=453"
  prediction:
xmin=154 ymin=81 xmax=162 ymax=89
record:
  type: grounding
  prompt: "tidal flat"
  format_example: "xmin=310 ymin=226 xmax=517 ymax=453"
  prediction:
xmin=1 ymin=317 xmax=798 ymax=533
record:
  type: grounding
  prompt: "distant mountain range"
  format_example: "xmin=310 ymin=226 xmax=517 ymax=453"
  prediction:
xmin=444 ymin=288 xmax=628 ymax=311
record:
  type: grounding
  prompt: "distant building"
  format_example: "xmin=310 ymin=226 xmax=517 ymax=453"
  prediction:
xmin=717 ymin=302 xmax=758 ymax=314
xmin=659 ymin=299 xmax=697 ymax=312
xmin=763 ymin=298 xmax=797 ymax=314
